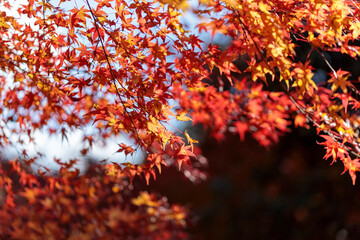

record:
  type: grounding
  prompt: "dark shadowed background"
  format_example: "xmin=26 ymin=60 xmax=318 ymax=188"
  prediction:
xmin=139 ymin=126 xmax=360 ymax=240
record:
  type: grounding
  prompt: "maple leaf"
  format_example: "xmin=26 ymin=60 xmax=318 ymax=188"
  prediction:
xmin=176 ymin=145 xmax=196 ymax=170
xmin=234 ymin=121 xmax=248 ymax=141
xmin=184 ymin=130 xmax=198 ymax=151
xmin=342 ymin=158 xmax=360 ymax=185
xmin=294 ymin=114 xmax=308 ymax=128
xmin=132 ymin=192 xmax=159 ymax=207
xmin=176 ymin=111 xmax=192 ymax=121
xmin=116 ymin=143 xmax=135 ymax=155
xmin=20 ymin=188 xmax=38 ymax=204
xmin=328 ymin=69 xmax=353 ymax=93
xmin=319 ymin=135 xmax=346 ymax=165
xmin=333 ymin=93 xmax=353 ymax=113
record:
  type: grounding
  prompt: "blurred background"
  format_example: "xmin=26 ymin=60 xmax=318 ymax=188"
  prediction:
xmin=139 ymin=126 xmax=360 ymax=240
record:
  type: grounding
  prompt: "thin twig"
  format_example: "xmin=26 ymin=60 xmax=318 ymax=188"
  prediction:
xmin=84 ymin=0 xmax=144 ymax=146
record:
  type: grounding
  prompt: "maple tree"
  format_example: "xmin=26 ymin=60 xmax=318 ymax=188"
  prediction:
xmin=1 ymin=0 xmax=360 ymax=238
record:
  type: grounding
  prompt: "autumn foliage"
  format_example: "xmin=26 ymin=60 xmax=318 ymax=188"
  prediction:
xmin=1 ymin=0 xmax=360 ymax=238
xmin=0 ymin=162 xmax=187 ymax=239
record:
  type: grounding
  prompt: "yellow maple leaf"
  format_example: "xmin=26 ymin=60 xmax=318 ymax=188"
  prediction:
xmin=328 ymin=69 xmax=353 ymax=93
xmin=132 ymin=192 xmax=159 ymax=207
xmin=185 ymin=130 xmax=198 ymax=151
xmin=176 ymin=112 xmax=192 ymax=121
xmin=258 ymin=2 xmax=270 ymax=14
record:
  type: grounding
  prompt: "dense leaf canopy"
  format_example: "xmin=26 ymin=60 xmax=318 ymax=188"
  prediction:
xmin=1 ymin=0 xmax=360 ymax=238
